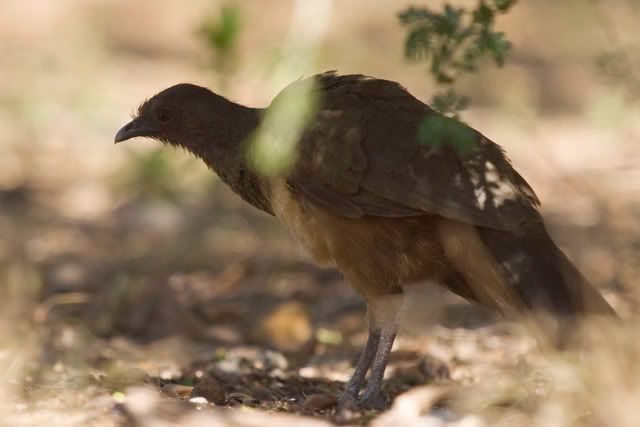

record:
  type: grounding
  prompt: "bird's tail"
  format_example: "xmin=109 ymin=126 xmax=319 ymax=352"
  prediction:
xmin=474 ymin=223 xmax=617 ymax=346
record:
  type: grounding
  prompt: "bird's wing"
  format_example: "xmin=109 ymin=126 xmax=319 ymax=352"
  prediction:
xmin=283 ymin=72 xmax=541 ymax=231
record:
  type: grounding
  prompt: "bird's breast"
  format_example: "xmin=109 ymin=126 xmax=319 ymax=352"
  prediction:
xmin=270 ymin=180 xmax=336 ymax=266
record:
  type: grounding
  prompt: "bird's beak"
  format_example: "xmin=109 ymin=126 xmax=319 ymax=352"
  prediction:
xmin=114 ymin=118 xmax=157 ymax=144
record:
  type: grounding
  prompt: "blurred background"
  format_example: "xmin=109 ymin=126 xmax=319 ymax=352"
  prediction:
xmin=1 ymin=1 xmax=639 ymax=426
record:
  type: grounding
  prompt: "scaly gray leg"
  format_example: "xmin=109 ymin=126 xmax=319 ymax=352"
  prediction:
xmin=336 ymin=326 xmax=381 ymax=411
xmin=358 ymin=323 xmax=397 ymax=409
xmin=358 ymin=294 xmax=402 ymax=410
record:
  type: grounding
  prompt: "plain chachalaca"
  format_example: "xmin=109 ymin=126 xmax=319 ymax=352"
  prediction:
xmin=115 ymin=72 xmax=616 ymax=410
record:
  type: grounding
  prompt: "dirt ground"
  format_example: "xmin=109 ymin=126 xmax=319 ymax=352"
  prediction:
xmin=1 ymin=1 xmax=640 ymax=426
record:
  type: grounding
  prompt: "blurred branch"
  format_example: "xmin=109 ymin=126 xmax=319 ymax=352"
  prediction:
xmin=247 ymin=79 xmax=319 ymax=177
xmin=246 ymin=0 xmax=333 ymax=177
xmin=399 ymin=0 xmax=517 ymax=118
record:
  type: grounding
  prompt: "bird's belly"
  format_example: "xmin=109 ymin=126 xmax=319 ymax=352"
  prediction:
xmin=320 ymin=215 xmax=452 ymax=296
xmin=270 ymin=181 xmax=451 ymax=297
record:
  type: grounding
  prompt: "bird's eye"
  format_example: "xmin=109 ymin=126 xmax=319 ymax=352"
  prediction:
xmin=157 ymin=109 xmax=171 ymax=122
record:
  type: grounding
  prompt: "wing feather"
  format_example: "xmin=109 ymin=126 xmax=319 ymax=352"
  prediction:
xmin=283 ymin=72 xmax=541 ymax=231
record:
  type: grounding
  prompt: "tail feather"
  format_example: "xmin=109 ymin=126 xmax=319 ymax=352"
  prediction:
xmin=477 ymin=223 xmax=616 ymax=318
xmin=473 ymin=223 xmax=617 ymax=348
xmin=553 ymin=245 xmax=617 ymax=316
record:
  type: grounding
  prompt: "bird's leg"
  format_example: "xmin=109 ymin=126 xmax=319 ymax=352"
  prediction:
xmin=358 ymin=294 xmax=402 ymax=410
xmin=337 ymin=324 xmax=381 ymax=410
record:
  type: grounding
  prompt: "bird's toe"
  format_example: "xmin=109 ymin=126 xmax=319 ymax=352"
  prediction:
xmin=358 ymin=391 xmax=389 ymax=411
xmin=336 ymin=391 xmax=359 ymax=413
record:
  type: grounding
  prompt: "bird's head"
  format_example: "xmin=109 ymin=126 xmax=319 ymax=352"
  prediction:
xmin=115 ymin=83 xmax=229 ymax=150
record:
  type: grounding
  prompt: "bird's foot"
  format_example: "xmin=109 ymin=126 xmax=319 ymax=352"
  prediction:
xmin=335 ymin=390 xmax=390 ymax=423
xmin=337 ymin=389 xmax=390 ymax=412
xmin=336 ymin=391 xmax=359 ymax=413
xmin=335 ymin=391 xmax=360 ymax=423
xmin=358 ymin=390 xmax=389 ymax=411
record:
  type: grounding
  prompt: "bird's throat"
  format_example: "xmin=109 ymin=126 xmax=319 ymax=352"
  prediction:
xmin=186 ymin=105 xmax=274 ymax=216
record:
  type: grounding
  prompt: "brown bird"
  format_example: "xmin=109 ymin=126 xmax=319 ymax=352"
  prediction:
xmin=115 ymin=72 xmax=616 ymax=410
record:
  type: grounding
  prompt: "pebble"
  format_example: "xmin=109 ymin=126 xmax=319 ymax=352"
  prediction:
xmin=161 ymin=383 xmax=194 ymax=398
xmin=189 ymin=396 xmax=208 ymax=405
xmin=303 ymin=393 xmax=338 ymax=411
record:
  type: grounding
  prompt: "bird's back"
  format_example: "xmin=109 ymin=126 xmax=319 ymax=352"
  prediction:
xmin=280 ymin=72 xmax=542 ymax=231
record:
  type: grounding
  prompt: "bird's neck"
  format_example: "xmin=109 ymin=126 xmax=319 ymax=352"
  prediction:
xmin=191 ymin=102 xmax=275 ymax=215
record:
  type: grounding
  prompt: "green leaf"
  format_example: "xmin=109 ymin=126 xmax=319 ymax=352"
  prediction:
xmin=201 ymin=5 xmax=241 ymax=54
xmin=418 ymin=115 xmax=477 ymax=155
xmin=485 ymin=32 xmax=512 ymax=66
xmin=398 ymin=7 xmax=433 ymax=24
xmin=473 ymin=3 xmax=495 ymax=25
xmin=431 ymin=90 xmax=470 ymax=118
xmin=437 ymin=5 xmax=463 ymax=35
xmin=405 ymin=28 xmax=431 ymax=60
xmin=493 ymin=0 xmax=518 ymax=13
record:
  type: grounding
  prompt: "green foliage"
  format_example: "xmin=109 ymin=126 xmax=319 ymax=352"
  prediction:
xmin=200 ymin=5 xmax=242 ymax=74
xmin=431 ymin=88 xmax=470 ymax=118
xmin=399 ymin=0 xmax=516 ymax=118
xmin=418 ymin=115 xmax=476 ymax=155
